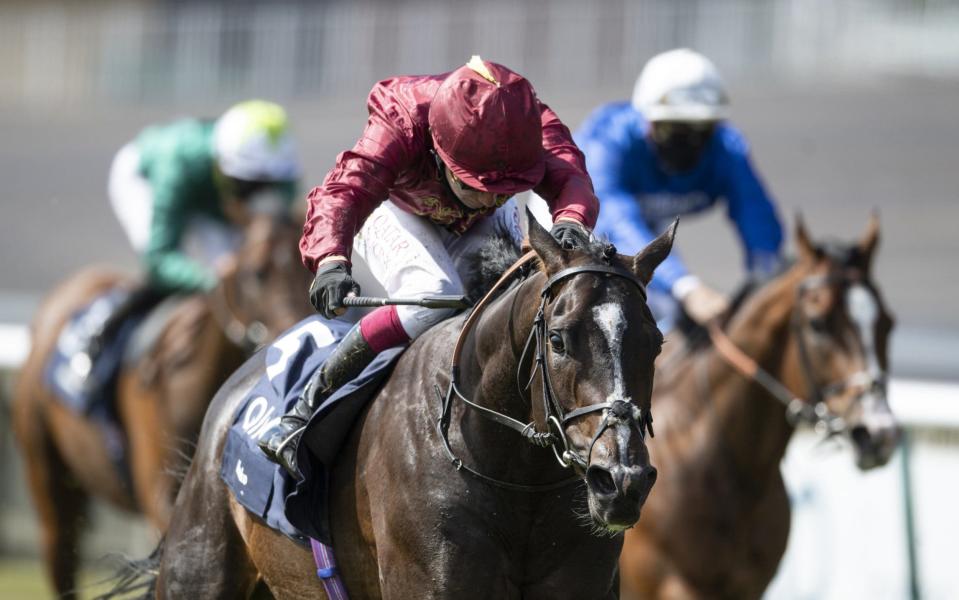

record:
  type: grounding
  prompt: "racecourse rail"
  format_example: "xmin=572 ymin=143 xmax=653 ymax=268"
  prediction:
xmin=0 ymin=322 xmax=955 ymax=599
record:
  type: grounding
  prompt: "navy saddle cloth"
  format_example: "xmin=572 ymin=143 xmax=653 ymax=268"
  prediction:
xmin=45 ymin=287 xmax=144 ymax=416
xmin=220 ymin=316 xmax=405 ymax=545
xmin=44 ymin=287 xmax=149 ymax=474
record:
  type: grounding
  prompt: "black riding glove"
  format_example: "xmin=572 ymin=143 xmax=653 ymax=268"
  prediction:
xmin=309 ymin=262 xmax=360 ymax=319
xmin=550 ymin=221 xmax=591 ymax=250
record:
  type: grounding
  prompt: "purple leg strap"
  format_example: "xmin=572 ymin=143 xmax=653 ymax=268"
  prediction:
xmin=310 ymin=538 xmax=349 ymax=600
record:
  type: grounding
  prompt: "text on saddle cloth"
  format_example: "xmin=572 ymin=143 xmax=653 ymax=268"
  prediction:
xmin=220 ymin=315 xmax=405 ymax=546
xmin=46 ymin=287 xmax=138 ymax=416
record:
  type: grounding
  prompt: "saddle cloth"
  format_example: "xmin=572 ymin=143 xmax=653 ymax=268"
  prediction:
xmin=46 ymin=288 xmax=138 ymax=416
xmin=44 ymin=287 xmax=183 ymax=484
xmin=220 ymin=316 xmax=405 ymax=545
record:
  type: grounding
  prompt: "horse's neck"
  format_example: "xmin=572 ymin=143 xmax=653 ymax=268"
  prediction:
xmin=693 ymin=269 xmax=807 ymax=482
xmin=457 ymin=273 xmax=558 ymax=474
xmin=467 ymin=273 xmax=541 ymax=411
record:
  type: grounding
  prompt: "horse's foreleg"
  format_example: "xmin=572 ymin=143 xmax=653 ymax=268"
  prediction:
xmin=12 ymin=395 xmax=88 ymax=599
xmin=156 ymin=461 xmax=260 ymax=598
xmin=231 ymin=497 xmax=321 ymax=600
xmin=117 ymin=373 xmax=178 ymax=530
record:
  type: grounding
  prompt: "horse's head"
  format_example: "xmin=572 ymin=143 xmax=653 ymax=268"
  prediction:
xmin=526 ymin=217 xmax=675 ymax=531
xmin=789 ymin=214 xmax=900 ymax=469
xmin=214 ymin=199 xmax=313 ymax=350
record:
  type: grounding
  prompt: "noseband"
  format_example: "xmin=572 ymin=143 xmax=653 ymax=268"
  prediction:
xmin=437 ymin=252 xmax=653 ymax=492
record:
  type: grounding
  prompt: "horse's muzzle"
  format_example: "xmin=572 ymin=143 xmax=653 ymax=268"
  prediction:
xmin=585 ymin=463 xmax=657 ymax=529
xmin=850 ymin=418 xmax=901 ymax=470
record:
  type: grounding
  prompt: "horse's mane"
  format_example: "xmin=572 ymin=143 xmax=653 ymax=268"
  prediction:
xmin=820 ymin=238 xmax=867 ymax=268
xmin=676 ymin=256 xmax=799 ymax=353
xmin=668 ymin=239 xmax=869 ymax=364
xmin=461 ymin=236 xmax=621 ymax=306
xmin=675 ymin=279 xmax=758 ymax=352
xmin=461 ymin=234 xmax=524 ymax=305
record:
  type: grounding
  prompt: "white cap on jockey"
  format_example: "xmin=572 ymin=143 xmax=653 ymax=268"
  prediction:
xmin=213 ymin=100 xmax=301 ymax=182
xmin=632 ymin=49 xmax=729 ymax=122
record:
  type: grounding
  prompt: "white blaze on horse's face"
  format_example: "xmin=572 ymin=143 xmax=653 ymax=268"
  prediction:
xmin=846 ymin=283 xmax=895 ymax=428
xmin=846 ymin=284 xmax=881 ymax=378
xmin=593 ymin=302 xmax=640 ymax=434
xmin=592 ymin=303 xmax=632 ymax=406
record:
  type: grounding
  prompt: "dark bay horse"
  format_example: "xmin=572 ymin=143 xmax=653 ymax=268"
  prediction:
xmin=12 ymin=211 xmax=312 ymax=598
xmin=148 ymin=218 xmax=676 ymax=599
xmin=618 ymin=216 xmax=900 ymax=600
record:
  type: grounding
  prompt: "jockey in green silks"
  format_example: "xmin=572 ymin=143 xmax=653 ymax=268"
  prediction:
xmin=76 ymin=100 xmax=302 ymax=379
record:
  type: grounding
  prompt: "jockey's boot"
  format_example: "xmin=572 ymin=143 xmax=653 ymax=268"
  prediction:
xmin=77 ymin=285 xmax=165 ymax=387
xmin=258 ymin=325 xmax=377 ymax=476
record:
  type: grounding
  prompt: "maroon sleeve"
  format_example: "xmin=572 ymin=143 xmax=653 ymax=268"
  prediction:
xmin=300 ymin=82 xmax=415 ymax=272
xmin=532 ymin=103 xmax=599 ymax=228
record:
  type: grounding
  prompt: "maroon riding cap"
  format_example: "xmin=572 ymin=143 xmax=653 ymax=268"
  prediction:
xmin=429 ymin=59 xmax=545 ymax=194
xmin=299 ymin=60 xmax=599 ymax=271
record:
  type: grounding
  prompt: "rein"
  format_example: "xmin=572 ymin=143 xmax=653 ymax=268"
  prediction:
xmin=437 ymin=251 xmax=651 ymax=492
xmin=706 ymin=324 xmax=844 ymax=434
xmin=209 ymin=274 xmax=269 ymax=352
xmin=707 ymin=274 xmax=884 ymax=436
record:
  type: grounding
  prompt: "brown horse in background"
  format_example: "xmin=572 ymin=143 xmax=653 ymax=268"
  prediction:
xmin=12 ymin=212 xmax=312 ymax=598
xmin=619 ymin=216 xmax=900 ymax=600
xmin=135 ymin=218 xmax=675 ymax=599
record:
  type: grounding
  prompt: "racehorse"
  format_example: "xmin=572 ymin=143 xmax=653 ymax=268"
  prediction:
xmin=618 ymin=216 xmax=900 ymax=600
xmin=12 ymin=210 xmax=311 ymax=599
xmin=138 ymin=217 xmax=676 ymax=599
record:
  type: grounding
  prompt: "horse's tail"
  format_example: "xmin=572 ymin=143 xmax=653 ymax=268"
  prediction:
xmin=165 ymin=437 xmax=197 ymax=484
xmin=92 ymin=537 xmax=164 ymax=600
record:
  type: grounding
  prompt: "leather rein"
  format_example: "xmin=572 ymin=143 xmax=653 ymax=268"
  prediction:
xmin=436 ymin=251 xmax=653 ymax=492
xmin=707 ymin=273 xmax=886 ymax=436
xmin=209 ymin=276 xmax=270 ymax=352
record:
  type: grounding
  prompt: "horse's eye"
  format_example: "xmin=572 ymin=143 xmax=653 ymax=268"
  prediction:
xmin=549 ymin=332 xmax=566 ymax=354
xmin=808 ymin=317 xmax=829 ymax=333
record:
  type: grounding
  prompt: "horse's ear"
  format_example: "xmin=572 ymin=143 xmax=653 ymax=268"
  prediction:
xmin=795 ymin=213 xmax=817 ymax=262
xmin=858 ymin=210 xmax=880 ymax=272
xmin=527 ymin=209 xmax=566 ymax=274
xmin=631 ymin=219 xmax=678 ymax=285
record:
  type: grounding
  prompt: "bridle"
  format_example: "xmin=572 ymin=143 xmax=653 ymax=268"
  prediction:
xmin=437 ymin=251 xmax=655 ymax=492
xmin=708 ymin=272 xmax=887 ymax=437
xmin=207 ymin=214 xmax=295 ymax=353
xmin=209 ymin=273 xmax=270 ymax=352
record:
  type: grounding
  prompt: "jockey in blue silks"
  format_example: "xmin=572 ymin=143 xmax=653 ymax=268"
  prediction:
xmin=574 ymin=48 xmax=784 ymax=330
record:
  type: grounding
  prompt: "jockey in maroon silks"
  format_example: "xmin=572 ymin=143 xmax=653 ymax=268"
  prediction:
xmin=260 ymin=56 xmax=599 ymax=475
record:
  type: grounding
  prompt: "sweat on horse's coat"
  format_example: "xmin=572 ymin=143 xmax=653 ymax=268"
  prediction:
xmin=220 ymin=315 xmax=406 ymax=545
xmin=137 ymin=220 xmax=674 ymax=599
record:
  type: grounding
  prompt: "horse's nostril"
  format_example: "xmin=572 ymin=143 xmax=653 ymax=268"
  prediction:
xmin=851 ymin=425 xmax=870 ymax=446
xmin=586 ymin=466 xmax=617 ymax=496
xmin=643 ymin=466 xmax=658 ymax=488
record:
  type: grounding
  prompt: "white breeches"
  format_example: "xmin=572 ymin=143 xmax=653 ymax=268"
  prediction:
xmin=353 ymin=200 xmax=522 ymax=340
xmin=108 ymin=143 xmax=154 ymax=253
xmin=108 ymin=142 xmax=240 ymax=268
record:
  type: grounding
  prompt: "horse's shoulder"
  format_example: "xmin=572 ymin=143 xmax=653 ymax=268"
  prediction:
xmin=197 ymin=349 xmax=267 ymax=462
xmin=141 ymin=294 xmax=213 ymax=371
xmin=160 ymin=294 xmax=211 ymax=340
xmin=401 ymin=316 xmax=462 ymax=363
